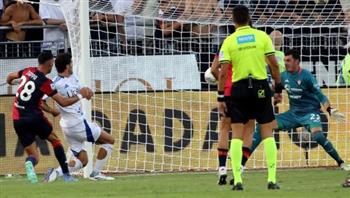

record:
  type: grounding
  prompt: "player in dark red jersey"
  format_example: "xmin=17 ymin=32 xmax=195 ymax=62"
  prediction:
xmin=208 ymin=43 xmax=255 ymax=185
xmin=6 ymin=52 xmax=91 ymax=183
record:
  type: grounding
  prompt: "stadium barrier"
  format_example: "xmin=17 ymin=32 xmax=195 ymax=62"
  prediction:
xmin=0 ymin=90 xmax=349 ymax=174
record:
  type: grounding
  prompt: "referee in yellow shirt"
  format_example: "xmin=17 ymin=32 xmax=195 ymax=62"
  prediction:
xmin=218 ymin=5 xmax=282 ymax=190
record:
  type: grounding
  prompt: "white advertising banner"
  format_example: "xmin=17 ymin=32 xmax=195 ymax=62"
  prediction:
xmin=0 ymin=54 xmax=201 ymax=94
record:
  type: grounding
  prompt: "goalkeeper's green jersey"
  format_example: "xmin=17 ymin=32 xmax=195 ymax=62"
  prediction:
xmin=275 ymin=50 xmax=286 ymax=73
xmin=337 ymin=53 xmax=350 ymax=85
xmin=281 ymin=68 xmax=329 ymax=115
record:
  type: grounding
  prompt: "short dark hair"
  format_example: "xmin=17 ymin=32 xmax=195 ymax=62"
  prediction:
xmin=285 ymin=49 xmax=300 ymax=61
xmin=38 ymin=51 xmax=54 ymax=65
xmin=232 ymin=5 xmax=250 ymax=25
xmin=55 ymin=53 xmax=72 ymax=73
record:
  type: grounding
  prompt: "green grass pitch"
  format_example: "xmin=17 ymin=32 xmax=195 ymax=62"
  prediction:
xmin=1 ymin=169 xmax=348 ymax=198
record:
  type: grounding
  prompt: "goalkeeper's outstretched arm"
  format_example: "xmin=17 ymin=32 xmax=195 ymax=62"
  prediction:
xmin=308 ymin=74 xmax=345 ymax=122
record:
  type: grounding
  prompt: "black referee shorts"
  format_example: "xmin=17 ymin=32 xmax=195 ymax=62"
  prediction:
xmin=229 ymin=79 xmax=275 ymax=124
xmin=224 ymin=96 xmax=232 ymax=118
xmin=13 ymin=116 xmax=53 ymax=148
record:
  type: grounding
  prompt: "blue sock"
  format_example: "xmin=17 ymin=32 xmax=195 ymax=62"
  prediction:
xmin=312 ymin=131 xmax=344 ymax=166
xmin=25 ymin=155 xmax=37 ymax=166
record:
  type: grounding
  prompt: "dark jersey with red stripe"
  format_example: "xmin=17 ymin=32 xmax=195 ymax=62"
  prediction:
xmin=216 ymin=42 xmax=232 ymax=97
xmin=12 ymin=67 xmax=57 ymax=120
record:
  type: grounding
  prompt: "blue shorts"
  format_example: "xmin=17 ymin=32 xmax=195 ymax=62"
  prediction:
xmin=276 ymin=111 xmax=322 ymax=131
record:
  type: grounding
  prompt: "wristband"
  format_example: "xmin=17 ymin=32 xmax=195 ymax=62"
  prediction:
xmin=275 ymin=83 xmax=283 ymax=94
xmin=217 ymin=91 xmax=225 ymax=102
xmin=77 ymin=94 xmax=83 ymax=100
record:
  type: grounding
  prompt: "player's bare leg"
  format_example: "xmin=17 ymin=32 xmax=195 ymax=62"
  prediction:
xmin=23 ymin=142 xmax=39 ymax=183
xmin=45 ymin=132 xmax=77 ymax=182
xmin=89 ymin=131 xmax=115 ymax=180
xmin=260 ymin=121 xmax=279 ymax=190
xmin=310 ymin=127 xmax=350 ymax=171
xmin=46 ymin=150 xmax=88 ymax=182
xmin=217 ymin=116 xmax=230 ymax=185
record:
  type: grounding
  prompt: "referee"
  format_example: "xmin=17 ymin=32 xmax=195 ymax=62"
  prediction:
xmin=218 ymin=5 xmax=282 ymax=190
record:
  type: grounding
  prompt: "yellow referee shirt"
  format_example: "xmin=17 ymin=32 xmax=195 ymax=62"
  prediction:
xmin=219 ymin=26 xmax=275 ymax=82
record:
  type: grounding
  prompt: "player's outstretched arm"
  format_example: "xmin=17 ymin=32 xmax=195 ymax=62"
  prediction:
xmin=52 ymin=88 xmax=91 ymax=107
xmin=6 ymin=72 xmax=21 ymax=85
xmin=41 ymin=100 xmax=60 ymax=117
xmin=308 ymin=74 xmax=345 ymax=122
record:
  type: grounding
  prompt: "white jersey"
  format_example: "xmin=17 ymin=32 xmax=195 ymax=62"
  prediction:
xmin=52 ymin=74 xmax=85 ymax=128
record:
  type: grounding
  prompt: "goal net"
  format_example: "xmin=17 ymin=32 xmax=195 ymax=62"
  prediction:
xmin=1 ymin=0 xmax=349 ymax=174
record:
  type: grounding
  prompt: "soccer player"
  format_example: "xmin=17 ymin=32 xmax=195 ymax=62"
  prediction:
xmin=44 ymin=53 xmax=115 ymax=182
xmin=209 ymin=44 xmax=255 ymax=185
xmin=343 ymin=174 xmax=350 ymax=187
xmin=269 ymin=30 xmax=285 ymax=73
xmin=6 ymin=51 xmax=90 ymax=183
xmin=218 ymin=5 xmax=282 ymax=190
xmin=336 ymin=43 xmax=350 ymax=85
xmin=242 ymin=49 xmax=350 ymax=171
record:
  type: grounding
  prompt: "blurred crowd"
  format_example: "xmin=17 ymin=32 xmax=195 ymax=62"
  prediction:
xmin=0 ymin=0 xmax=349 ymax=58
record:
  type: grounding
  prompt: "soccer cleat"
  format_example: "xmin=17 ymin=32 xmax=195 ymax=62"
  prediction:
xmin=229 ymin=178 xmax=234 ymax=185
xmin=229 ymin=166 xmax=245 ymax=185
xmin=340 ymin=163 xmax=350 ymax=171
xmin=217 ymin=167 xmax=227 ymax=185
xmin=63 ymin=173 xmax=78 ymax=182
xmin=89 ymin=172 xmax=115 ymax=181
xmin=43 ymin=168 xmax=58 ymax=183
xmin=342 ymin=177 xmax=350 ymax=188
xmin=25 ymin=161 xmax=38 ymax=184
xmin=218 ymin=175 xmax=227 ymax=185
xmin=232 ymin=182 xmax=244 ymax=191
xmin=267 ymin=182 xmax=280 ymax=190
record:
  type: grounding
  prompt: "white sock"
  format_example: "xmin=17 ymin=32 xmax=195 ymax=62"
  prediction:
xmin=56 ymin=158 xmax=83 ymax=176
xmin=93 ymin=144 xmax=113 ymax=174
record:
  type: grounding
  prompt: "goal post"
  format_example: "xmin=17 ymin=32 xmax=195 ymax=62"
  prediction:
xmin=77 ymin=0 xmax=93 ymax=178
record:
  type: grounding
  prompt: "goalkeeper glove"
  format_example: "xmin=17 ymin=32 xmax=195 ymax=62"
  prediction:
xmin=327 ymin=107 xmax=346 ymax=122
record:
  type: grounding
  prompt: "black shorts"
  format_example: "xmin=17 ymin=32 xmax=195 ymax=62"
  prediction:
xmin=224 ymin=96 xmax=231 ymax=117
xmin=229 ymin=79 xmax=275 ymax=124
xmin=13 ymin=116 xmax=53 ymax=148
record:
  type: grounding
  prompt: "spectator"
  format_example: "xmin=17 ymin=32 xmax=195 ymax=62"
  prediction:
xmin=0 ymin=0 xmax=4 ymax=41
xmin=180 ymin=0 xmax=222 ymax=37
xmin=110 ymin=0 xmax=134 ymax=50
xmin=340 ymin=0 xmax=350 ymax=39
xmin=156 ymin=0 xmax=188 ymax=38
xmin=0 ymin=0 xmax=3 ymax=17
xmin=277 ymin=0 xmax=323 ymax=24
xmin=157 ymin=0 xmax=221 ymax=38
xmin=0 ymin=0 xmax=42 ymax=41
xmin=39 ymin=0 xmax=68 ymax=55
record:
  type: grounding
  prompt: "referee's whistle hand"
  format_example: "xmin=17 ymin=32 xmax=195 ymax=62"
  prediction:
xmin=218 ymin=102 xmax=227 ymax=118
xmin=274 ymin=93 xmax=282 ymax=105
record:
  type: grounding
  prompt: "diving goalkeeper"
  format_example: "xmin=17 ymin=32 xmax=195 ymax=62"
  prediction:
xmin=244 ymin=49 xmax=350 ymax=171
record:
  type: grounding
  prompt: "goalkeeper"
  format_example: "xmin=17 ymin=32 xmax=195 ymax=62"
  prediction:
xmin=243 ymin=49 xmax=350 ymax=171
